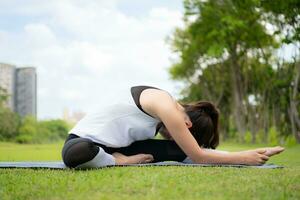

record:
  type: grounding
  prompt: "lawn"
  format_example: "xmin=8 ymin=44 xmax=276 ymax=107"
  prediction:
xmin=0 ymin=141 xmax=299 ymax=200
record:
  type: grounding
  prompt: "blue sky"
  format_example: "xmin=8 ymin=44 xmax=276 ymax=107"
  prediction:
xmin=0 ymin=0 xmax=185 ymax=119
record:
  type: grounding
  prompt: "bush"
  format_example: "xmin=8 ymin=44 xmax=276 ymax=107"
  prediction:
xmin=39 ymin=119 xmax=70 ymax=140
xmin=15 ymin=116 xmax=39 ymax=143
xmin=14 ymin=116 xmax=71 ymax=144
xmin=0 ymin=107 xmax=20 ymax=140
xmin=268 ymin=126 xmax=280 ymax=145
xmin=244 ymin=130 xmax=252 ymax=143
xmin=285 ymin=135 xmax=298 ymax=147
xmin=15 ymin=134 xmax=34 ymax=144
xmin=255 ymin=129 xmax=265 ymax=144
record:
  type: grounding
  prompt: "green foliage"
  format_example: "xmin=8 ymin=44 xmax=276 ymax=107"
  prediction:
xmin=168 ymin=0 xmax=300 ymax=144
xmin=0 ymin=107 xmax=20 ymax=141
xmin=267 ymin=126 xmax=280 ymax=146
xmin=15 ymin=116 xmax=39 ymax=143
xmin=0 ymin=87 xmax=20 ymax=141
xmin=285 ymin=135 xmax=298 ymax=147
xmin=255 ymin=129 xmax=266 ymax=144
xmin=244 ymin=130 xmax=252 ymax=143
xmin=39 ymin=119 xmax=70 ymax=142
xmin=15 ymin=134 xmax=34 ymax=144
xmin=14 ymin=116 xmax=70 ymax=144
xmin=227 ymin=116 xmax=237 ymax=139
xmin=260 ymin=0 xmax=300 ymax=43
xmin=0 ymin=86 xmax=8 ymax=107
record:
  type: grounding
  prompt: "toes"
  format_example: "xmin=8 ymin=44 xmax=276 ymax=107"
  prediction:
xmin=143 ymin=154 xmax=154 ymax=162
xmin=143 ymin=154 xmax=153 ymax=159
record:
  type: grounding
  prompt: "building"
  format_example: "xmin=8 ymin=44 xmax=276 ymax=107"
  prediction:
xmin=0 ymin=63 xmax=37 ymax=117
xmin=15 ymin=67 xmax=37 ymax=117
xmin=0 ymin=63 xmax=16 ymax=111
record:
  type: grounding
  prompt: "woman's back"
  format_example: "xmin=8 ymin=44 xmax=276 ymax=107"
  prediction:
xmin=68 ymin=85 xmax=172 ymax=147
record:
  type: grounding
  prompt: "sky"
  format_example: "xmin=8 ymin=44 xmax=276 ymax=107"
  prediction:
xmin=0 ymin=0 xmax=185 ymax=119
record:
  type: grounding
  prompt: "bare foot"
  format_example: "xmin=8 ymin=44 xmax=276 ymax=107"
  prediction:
xmin=112 ymin=152 xmax=154 ymax=165
xmin=255 ymin=146 xmax=285 ymax=157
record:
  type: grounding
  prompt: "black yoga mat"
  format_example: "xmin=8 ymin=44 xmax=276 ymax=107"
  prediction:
xmin=0 ymin=161 xmax=282 ymax=169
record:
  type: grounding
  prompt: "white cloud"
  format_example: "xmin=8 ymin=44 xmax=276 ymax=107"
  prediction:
xmin=24 ymin=23 xmax=57 ymax=47
xmin=0 ymin=0 xmax=185 ymax=119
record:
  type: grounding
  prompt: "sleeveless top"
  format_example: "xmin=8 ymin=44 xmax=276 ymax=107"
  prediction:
xmin=68 ymin=85 xmax=174 ymax=147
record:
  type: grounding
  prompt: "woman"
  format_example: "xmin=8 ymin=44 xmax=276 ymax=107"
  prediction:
xmin=61 ymin=85 xmax=284 ymax=168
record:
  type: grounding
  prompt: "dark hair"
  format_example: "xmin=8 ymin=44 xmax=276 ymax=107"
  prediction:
xmin=181 ymin=101 xmax=220 ymax=149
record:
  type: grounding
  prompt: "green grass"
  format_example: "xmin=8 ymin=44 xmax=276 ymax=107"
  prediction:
xmin=0 ymin=142 xmax=299 ymax=200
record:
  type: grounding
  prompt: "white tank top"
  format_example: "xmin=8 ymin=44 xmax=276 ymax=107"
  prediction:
xmin=68 ymin=86 xmax=170 ymax=147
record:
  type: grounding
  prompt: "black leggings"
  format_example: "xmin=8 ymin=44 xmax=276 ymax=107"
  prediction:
xmin=61 ymin=134 xmax=187 ymax=168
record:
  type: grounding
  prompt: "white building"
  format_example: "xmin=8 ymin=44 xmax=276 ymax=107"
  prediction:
xmin=15 ymin=67 xmax=37 ymax=117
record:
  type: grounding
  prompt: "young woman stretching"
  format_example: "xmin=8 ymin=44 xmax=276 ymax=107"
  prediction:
xmin=61 ymin=85 xmax=284 ymax=168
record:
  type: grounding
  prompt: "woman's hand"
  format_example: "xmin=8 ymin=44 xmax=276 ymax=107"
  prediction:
xmin=112 ymin=152 xmax=154 ymax=165
xmin=235 ymin=149 xmax=269 ymax=165
xmin=255 ymin=146 xmax=285 ymax=157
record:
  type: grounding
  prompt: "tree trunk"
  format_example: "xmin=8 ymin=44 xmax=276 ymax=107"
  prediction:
xmin=263 ymin=104 xmax=269 ymax=143
xmin=250 ymin=105 xmax=257 ymax=143
xmin=230 ymin=49 xmax=247 ymax=142
xmin=290 ymin=62 xmax=300 ymax=143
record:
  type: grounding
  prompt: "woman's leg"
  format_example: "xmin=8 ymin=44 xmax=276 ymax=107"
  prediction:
xmin=105 ymin=139 xmax=284 ymax=164
xmin=109 ymin=139 xmax=232 ymax=163
xmin=111 ymin=139 xmax=187 ymax=162
xmin=61 ymin=136 xmax=116 ymax=169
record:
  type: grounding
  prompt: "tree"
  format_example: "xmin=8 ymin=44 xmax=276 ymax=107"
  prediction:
xmin=0 ymin=107 xmax=20 ymax=140
xmin=15 ymin=116 xmax=39 ymax=143
xmin=0 ymin=86 xmax=20 ymax=141
xmin=168 ymin=0 xmax=277 ymax=142
xmin=260 ymin=0 xmax=300 ymax=142
xmin=0 ymin=86 xmax=8 ymax=107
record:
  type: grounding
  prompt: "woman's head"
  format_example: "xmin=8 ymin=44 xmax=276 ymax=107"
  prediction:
xmin=181 ymin=101 xmax=220 ymax=149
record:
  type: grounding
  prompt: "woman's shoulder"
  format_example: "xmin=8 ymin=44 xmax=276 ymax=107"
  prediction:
xmin=131 ymin=85 xmax=175 ymax=101
xmin=138 ymin=86 xmax=177 ymax=119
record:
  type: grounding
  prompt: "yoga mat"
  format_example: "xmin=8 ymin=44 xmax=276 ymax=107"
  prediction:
xmin=0 ymin=161 xmax=282 ymax=169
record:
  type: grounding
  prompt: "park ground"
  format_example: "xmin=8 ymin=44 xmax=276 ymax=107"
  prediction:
xmin=0 ymin=142 xmax=299 ymax=200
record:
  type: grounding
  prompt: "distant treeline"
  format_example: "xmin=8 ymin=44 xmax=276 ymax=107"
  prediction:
xmin=168 ymin=0 xmax=299 ymax=145
xmin=0 ymin=92 xmax=70 ymax=143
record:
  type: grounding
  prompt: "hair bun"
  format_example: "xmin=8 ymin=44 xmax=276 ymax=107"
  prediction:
xmin=197 ymin=102 xmax=218 ymax=117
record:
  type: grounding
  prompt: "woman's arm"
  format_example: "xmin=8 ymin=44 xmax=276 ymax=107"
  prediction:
xmin=151 ymin=92 xmax=269 ymax=165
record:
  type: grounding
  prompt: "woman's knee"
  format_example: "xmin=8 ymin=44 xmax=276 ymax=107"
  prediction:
xmin=61 ymin=137 xmax=99 ymax=168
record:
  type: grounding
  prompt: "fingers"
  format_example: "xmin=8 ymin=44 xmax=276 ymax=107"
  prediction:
xmin=259 ymin=160 xmax=266 ymax=165
xmin=251 ymin=153 xmax=268 ymax=165
xmin=276 ymin=146 xmax=285 ymax=153
xmin=260 ymin=154 xmax=269 ymax=161
xmin=265 ymin=146 xmax=285 ymax=157
xmin=256 ymin=149 xmax=267 ymax=154
xmin=256 ymin=153 xmax=269 ymax=165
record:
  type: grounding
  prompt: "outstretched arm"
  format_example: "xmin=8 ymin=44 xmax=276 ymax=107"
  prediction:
xmin=152 ymin=93 xmax=272 ymax=165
